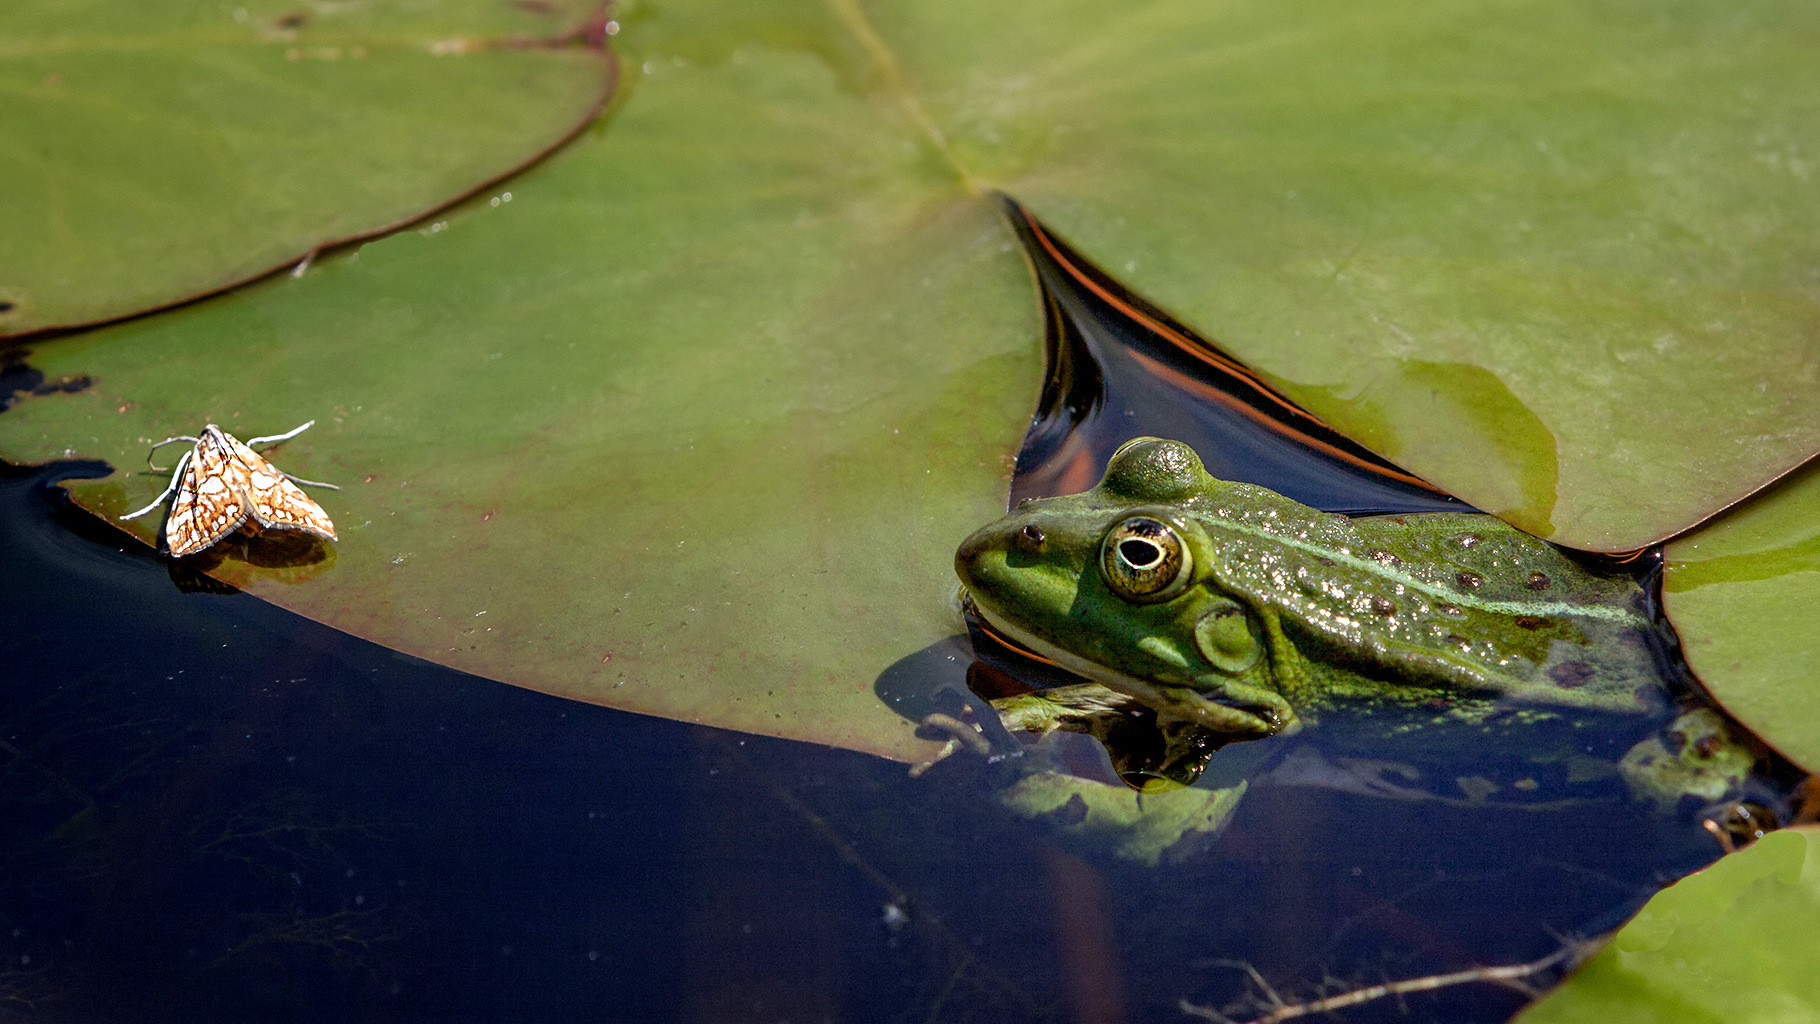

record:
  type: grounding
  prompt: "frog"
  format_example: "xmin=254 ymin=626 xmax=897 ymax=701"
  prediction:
xmin=953 ymin=437 xmax=1761 ymax=809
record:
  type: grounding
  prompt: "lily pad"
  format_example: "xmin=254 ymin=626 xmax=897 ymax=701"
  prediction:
xmin=0 ymin=35 xmax=1038 ymax=762
xmin=1000 ymin=772 xmax=1248 ymax=867
xmin=0 ymin=0 xmax=614 ymax=335
xmin=1661 ymin=460 xmax=1820 ymax=771
xmin=1517 ymin=825 xmax=1820 ymax=1023
xmin=893 ymin=0 xmax=1820 ymax=548
xmin=4 ymin=0 xmax=1819 ymax=760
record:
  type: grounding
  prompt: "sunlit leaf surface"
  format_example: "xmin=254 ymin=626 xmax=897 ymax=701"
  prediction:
xmin=912 ymin=0 xmax=1820 ymax=549
xmin=3 ymin=0 xmax=1818 ymax=758
xmin=0 ymin=0 xmax=613 ymax=335
xmin=1661 ymin=462 xmax=1820 ymax=771
xmin=0 ymin=37 xmax=1037 ymax=761
xmin=1518 ymin=826 xmax=1820 ymax=1023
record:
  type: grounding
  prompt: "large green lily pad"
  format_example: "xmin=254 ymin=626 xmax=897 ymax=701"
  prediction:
xmin=0 ymin=0 xmax=613 ymax=335
xmin=1661 ymin=460 xmax=1820 ymax=771
xmin=0 ymin=34 xmax=1038 ymax=761
xmin=1518 ymin=826 xmax=1820 ymax=1023
xmin=919 ymin=0 xmax=1820 ymax=548
xmin=3 ymin=0 xmax=1818 ymax=759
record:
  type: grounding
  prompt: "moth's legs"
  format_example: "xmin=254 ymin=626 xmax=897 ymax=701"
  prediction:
xmin=246 ymin=420 xmax=315 ymax=447
xmin=144 ymin=435 xmax=201 ymax=472
xmin=119 ymin=449 xmax=194 ymax=521
xmin=280 ymin=471 xmax=340 ymax=491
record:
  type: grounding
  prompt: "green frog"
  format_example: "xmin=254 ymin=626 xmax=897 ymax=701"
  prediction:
xmin=954 ymin=437 xmax=1758 ymax=810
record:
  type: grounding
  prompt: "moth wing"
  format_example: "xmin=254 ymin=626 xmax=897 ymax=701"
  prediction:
xmin=232 ymin=437 xmax=338 ymax=541
xmin=166 ymin=432 xmax=253 ymax=556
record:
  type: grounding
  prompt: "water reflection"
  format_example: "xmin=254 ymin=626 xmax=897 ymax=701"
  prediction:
xmin=1 ymin=462 xmax=1066 ymax=1023
xmin=997 ymin=195 xmax=1464 ymax=518
xmin=0 ymin=453 xmax=1796 ymax=1024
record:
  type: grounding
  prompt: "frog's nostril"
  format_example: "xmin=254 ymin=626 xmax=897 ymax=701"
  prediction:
xmin=1016 ymin=524 xmax=1045 ymax=553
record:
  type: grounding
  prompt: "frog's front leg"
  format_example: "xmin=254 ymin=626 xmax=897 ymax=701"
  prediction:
xmin=989 ymin=683 xmax=1241 ymax=791
xmin=990 ymin=682 xmax=1147 ymax=736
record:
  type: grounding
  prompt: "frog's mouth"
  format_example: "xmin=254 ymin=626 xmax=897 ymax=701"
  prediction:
xmin=962 ymin=588 xmax=1127 ymax=687
xmin=962 ymin=588 xmax=1280 ymax=737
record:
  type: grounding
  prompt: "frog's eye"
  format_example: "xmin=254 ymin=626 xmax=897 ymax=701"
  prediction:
xmin=1101 ymin=516 xmax=1191 ymax=601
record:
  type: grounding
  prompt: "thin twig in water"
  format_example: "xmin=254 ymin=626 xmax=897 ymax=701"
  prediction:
xmin=1178 ymin=942 xmax=1590 ymax=1024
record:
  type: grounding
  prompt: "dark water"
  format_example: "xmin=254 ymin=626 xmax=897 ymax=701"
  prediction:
xmin=0 ymin=462 xmax=1741 ymax=1024
xmin=0 ymin=203 xmax=1792 ymax=1024
xmin=0 ymin=461 xmax=1059 ymax=1023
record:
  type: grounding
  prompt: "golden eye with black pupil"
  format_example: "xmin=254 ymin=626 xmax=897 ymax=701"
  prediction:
xmin=1100 ymin=516 xmax=1190 ymax=601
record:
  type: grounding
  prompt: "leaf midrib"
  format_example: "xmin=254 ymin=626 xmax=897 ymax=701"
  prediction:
xmin=824 ymin=0 xmax=985 ymax=198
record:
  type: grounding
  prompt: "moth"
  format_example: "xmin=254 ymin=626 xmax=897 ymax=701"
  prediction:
xmin=119 ymin=420 xmax=339 ymax=557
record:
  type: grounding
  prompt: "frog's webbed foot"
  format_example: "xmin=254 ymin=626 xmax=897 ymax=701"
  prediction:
xmin=909 ymin=712 xmax=995 ymax=777
xmin=909 ymin=682 xmax=1135 ymax=777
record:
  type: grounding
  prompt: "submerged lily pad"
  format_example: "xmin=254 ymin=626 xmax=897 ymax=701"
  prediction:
xmin=1000 ymin=772 xmax=1247 ymax=867
xmin=0 ymin=0 xmax=613 ymax=335
xmin=1518 ymin=826 xmax=1820 ymax=1023
xmin=1661 ymin=461 xmax=1820 ymax=771
xmin=3 ymin=0 xmax=1819 ymax=758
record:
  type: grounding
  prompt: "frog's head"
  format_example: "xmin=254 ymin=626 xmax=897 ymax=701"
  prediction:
xmin=956 ymin=438 xmax=1292 ymax=737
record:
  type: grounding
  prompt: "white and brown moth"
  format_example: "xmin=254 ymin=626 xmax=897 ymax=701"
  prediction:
xmin=119 ymin=420 xmax=339 ymax=557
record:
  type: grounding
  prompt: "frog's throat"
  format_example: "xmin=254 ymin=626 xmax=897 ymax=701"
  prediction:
xmin=966 ymin=592 xmax=1281 ymax=737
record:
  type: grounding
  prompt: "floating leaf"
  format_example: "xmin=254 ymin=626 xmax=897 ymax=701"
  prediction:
xmin=0 ymin=0 xmax=614 ymax=335
xmin=4 ymin=0 xmax=1819 ymax=758
xmin=0 ymin=35 xmax=1036 ymax=761
xmin=900 ymin=0 xmax=1820 ymax=548
xmin=1517 ymin=826 xmax=1820 ymax=1023
xmin=999 ymin=772 xmax=1247 ymax=867
xmin=1661 ymin=461 xmax=1820 ymax=771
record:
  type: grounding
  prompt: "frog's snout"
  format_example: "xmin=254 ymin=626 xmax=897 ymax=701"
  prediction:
xmin=953 ymin=521 xmax=1001 ymax=588
xmin=956 ymin=516 xmax=1042 ymax=587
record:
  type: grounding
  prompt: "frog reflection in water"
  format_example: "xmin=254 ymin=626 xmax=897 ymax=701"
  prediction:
xmin=953 ymin=437 xmax=1758 ymax=815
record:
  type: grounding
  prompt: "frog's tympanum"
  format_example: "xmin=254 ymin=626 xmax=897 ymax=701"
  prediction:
xmin=955 ymin=437 xmax=1758 ymax=807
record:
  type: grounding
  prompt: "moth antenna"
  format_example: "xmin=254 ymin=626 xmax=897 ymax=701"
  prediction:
xmin=120 ymin=449 xmax=194 ymax=520
xmin=145 ymin=435 xmax=201 ymax=472
xmin=246 ymin=420 xmax=315 ymax=447
xmin=281 ymin=472 xmax=340 ymax=491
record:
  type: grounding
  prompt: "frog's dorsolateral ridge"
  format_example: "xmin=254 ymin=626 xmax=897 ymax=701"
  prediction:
xmin=957 ymin=437 xmax=1678 ymax=742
